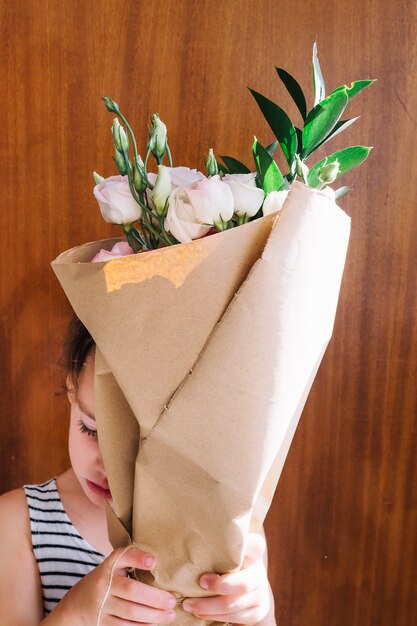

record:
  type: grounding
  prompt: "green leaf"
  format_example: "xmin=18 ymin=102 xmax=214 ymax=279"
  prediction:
xmin=219 ymin=155 xmax=251 ymax=174
xmin=302 ymin=88 xmax=349 ymax=158
xmin=275 ymin=67 xmax=307 ymax=120
xmin=266 ymin=140 xmax=279 ymax=157
xmin=248 ymin=88 xmax=298 ymax=169
xmin=217 ymin=162 xmax=229 ymax=175
xmin=316 ymin=116 xmax=359 ymax=149
xmin=252 ymin=137 xmax=285 ymax=194
xmin=312 ymin=42 xmax=325 ymax=106
xmin=330 ymin=80 xmax=376 ymax=101
xmin=335 ymin=186 xmax=351 ymax=199
xmin=307 ymin=146 xmax=373 ymax=188
xmin=295 ymin=127 xmax=303 ymax=154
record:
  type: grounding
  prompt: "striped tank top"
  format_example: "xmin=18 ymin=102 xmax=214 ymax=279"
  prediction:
xmin=24 ymin=478 xmax=105 ymax=616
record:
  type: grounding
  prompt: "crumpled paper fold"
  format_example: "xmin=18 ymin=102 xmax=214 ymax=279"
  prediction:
xmin=52 ymin=182 xmax=350 ymax=626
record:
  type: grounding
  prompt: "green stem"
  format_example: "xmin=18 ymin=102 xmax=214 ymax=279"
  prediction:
xmin=122 ymin=149 xmax=175 ymax=248
xmin=122 ymin=225 xmax=142 ymax=253
xmin=166 ymin=143 xmax=173 ymax=167
xmin=113 ymin=108 xmax=157 ymax=191
xmin=237 ymin=214 xmax=250 ymax=225
xmin=144 ymin=147 xmax=151 ymax=173
xmin=131 ymin=227 xmax=149 ymax=251
xmin=157 ymin=215 xmax=177 ymax=246
xmin=214 ymin=216 xmax=231 ymax=232
xmin=113 ymin=109 xmax=140 ymax=171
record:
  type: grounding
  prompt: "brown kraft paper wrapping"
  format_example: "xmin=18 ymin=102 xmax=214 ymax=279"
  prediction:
xmin=52 ymin=182 xmax=351 ymax=626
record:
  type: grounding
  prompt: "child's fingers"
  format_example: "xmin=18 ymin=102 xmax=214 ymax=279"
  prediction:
xmin=109 ymin=546 xmax=156 ymax=573
xmin=104 ymin=595 xmax=177 ymax=624
xmin=190 ymin=607 xmax=266 ymax=626
xmin=183 ymin=587 xmax=271 ymax=626
xmin=241 ymin=533 xmax=266 ymax=568
xmin=183 ymin=590 xmax=251 ymax=616
xmin=197 ymin=532 xmax=266 ymax=596
xmin=113 ymin=576 xmax=177 ymax=611
xmin=198 ymin=561 xmax=266 ymax=596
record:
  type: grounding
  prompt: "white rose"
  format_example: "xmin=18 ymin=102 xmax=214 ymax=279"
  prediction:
xmin=165 ymin=186 xmax=211 ymax=243
xmin=185 ymin=175 xmax=234 ymax=226
xmin=262 ymin=190 xmax=289 ymax=216
xmin=222 ymin=173 xmax=265 ymax=217
xmin=93 ymin=175 xmax=142 ymax=224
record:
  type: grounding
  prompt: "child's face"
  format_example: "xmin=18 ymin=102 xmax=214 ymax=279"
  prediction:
xmin=67 ymin=352 xmax=113 ymax=507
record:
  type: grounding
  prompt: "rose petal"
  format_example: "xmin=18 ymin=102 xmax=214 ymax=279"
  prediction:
xmin=92 ymin=241 xmax=134 ymax=262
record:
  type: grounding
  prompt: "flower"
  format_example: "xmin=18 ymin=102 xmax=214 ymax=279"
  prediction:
xmin=147 ymin=166 xmax=205 ymax=189
xmin=93 ymin=171 xmax=105 ymax=184
xmin=165 ymin=186 xmax=212 ymax=243
xmin=152 ymin=165 xmax=172 ymax=216
xmin=185 ymin=175 xmax=234 ymax=228
xmin=205 ymin=148 xmax=219 ymax=176
xmin=93 ymin=175 xmax=142 ymax=224
xmin=112 ymin=118 xmax=129 ymax=153
xmin=295 ymin=154 xmax=309 ymax=183
xmin=134 ymin=155 xmax=147 ymax=192
xmin=148 ymin=113 xmax=168 ymax=160
xmin=262 ymin=190 xmax=289 ymax=216
xmin=222 ymin=173 xmax=265 ymax=218
xmin=318 ymin=159 xmax=340 ymax=185
xmin=91 ymin=241 xmax=134 ymax=262
xmin=102 ymin=96 xmax=119 ymax=113
xmin=147 ymin=167 xmax=205 ymax=216
xmin=114 ymin=149 xmax=128 ymax=175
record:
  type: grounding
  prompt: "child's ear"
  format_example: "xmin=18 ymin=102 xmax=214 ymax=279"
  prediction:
xmin=66 ymin=375 xmax=76 ymax=404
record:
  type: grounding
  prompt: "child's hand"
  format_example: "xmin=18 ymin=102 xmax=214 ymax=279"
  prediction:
xmin=48 ymin=547 xmax=177 ymax=626
xmin=182 ymin=533 xmax=273 ymax=626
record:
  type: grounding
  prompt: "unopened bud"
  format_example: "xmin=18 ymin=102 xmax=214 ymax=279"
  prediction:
xmin=133 ymin=155 xmax=147 ymax=192
xmin=112 ymin=118 xmax=129 ymax=153
xmin=114 ymin=149 xmax=127 ymax=175
xmin=318 ymin=159 xmax=340 ymax=185
xmin=152 ymin=164 xmax=172 ymax=216
xmin=148 ymin=113 xmax=167 ymax=160
xmin=205 ymin=148 xmax=219 ymax=176
xmin=295 ymin=154 xmax=309 ymax=183
xmin=93 ymin=171 xmax=105 ymax=184
xmin=102 ymin=96 xmax=119 ymax=113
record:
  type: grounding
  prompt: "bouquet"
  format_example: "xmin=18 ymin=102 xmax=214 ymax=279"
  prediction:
xmin=52 ymin=44 xmax=373 ymax=626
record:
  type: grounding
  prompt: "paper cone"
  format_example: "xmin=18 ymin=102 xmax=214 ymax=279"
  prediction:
xmin=52 ymin=182 xmax=350 ymax=626
xmin=53 ymin=211 xmax=275 ymax=526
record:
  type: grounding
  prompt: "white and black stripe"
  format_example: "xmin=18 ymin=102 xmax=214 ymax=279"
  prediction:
xmin=24 ymin=479 xmax=104 ymax=615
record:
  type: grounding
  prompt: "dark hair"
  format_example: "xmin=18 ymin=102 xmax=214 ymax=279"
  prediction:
xmin=63 ymin=314 xmax=95 ymax=388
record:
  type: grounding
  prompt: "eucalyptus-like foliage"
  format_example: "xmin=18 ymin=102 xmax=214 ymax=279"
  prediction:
xmin=246 ymin=44 xmax=375 ymax=194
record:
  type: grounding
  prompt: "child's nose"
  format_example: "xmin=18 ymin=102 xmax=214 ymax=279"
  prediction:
xmin=94 ymin=449 xmax=106 ymax=474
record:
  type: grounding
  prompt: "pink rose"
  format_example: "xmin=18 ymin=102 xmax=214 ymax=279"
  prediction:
xmin=147 ymin=166 xmax=205 ymax=189
xmin=92 ymin=241 xmax=134 ymax=263
xmin=93 ymin=175 xmax=142 ymax=224
xmin=185 ymin=175 xmax=234 ymax=226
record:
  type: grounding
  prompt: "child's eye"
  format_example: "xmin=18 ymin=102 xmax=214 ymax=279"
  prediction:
xmin=78 ymin=420 xmax=98 ymax=439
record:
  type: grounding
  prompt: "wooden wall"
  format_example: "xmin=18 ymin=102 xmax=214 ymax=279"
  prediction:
xmin=1 ymin=1 xmax=416 ymax=624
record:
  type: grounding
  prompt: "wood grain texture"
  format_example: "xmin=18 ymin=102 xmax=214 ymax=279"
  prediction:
xmin=0 ymin=1 xmax=416 ymax=624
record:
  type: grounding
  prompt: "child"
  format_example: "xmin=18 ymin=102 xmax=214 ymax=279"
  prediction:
xmin=0 ymin=316 xmax=275 ymax=625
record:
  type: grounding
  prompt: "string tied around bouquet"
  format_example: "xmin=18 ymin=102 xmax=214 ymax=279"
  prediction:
xmin=96 ymin=545 xmax=231 ymax=626
xmin=96 ymin=544 xmax=135 ymax=626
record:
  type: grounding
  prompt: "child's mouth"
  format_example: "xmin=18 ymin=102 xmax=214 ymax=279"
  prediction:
xmin=86 ymin=479 xmax=112 ymax=500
